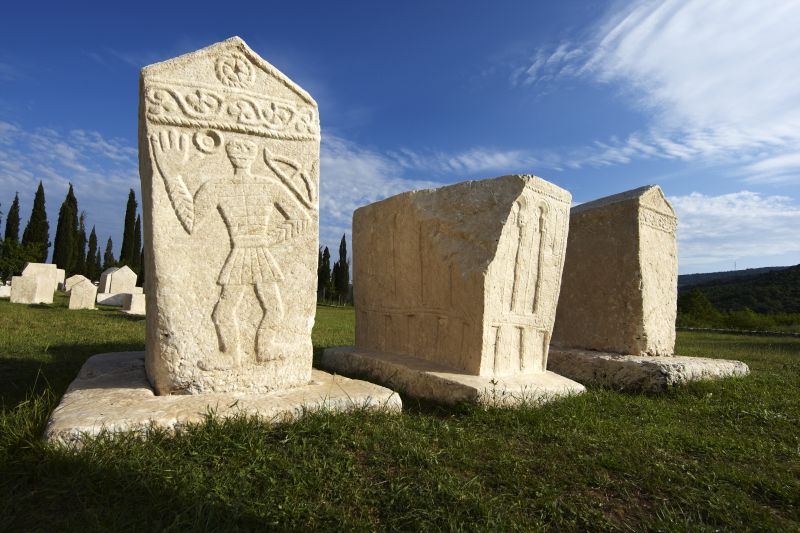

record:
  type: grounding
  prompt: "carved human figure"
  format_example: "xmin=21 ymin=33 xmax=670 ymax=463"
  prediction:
xmin=150 ymin=129 xmax=310 ymax=367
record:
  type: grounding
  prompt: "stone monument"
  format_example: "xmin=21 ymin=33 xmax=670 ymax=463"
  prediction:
xmin=97 ymin=265 xmax=142 ymax=305
xmin=44 ymin=37 xmax=399 ymax=445
xmin=322 ymin=175 xmax=585 ymax=405
xmin=548 ymin=185 xmax=748 ymax=390
xmin=10 ymin=276 xmax=38 ymax=304
xmin=56 ymin=268 xmax=66 ymax=290
xmin=0 ymin=284 xmax=9 ymax=299
xmin=68 ymin=280 xmax=97 ymax=310
xmin=19 ymin=263 xmax=57 ymax=304
xmin=121 ymin=293 xmax=146 ymax=316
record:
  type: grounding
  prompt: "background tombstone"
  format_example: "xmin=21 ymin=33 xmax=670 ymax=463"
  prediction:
xmin=97 ymin=266 xmax=142 ymax=306
xmin=56 ymin=269 xmax=66 ymax=290
xmin=0 ymin=285 xmax=9 ymax=298
xmin=20 ymin=263 xmax=57 ymax=304
xmin=42 ymin=37 xmax=400 ymax=445
xmin=10 ymin=276 xmax=38 ymax=304
xmin=323 ymin=175 xmax=585 ymax=405
xmin=548 ymin=185 xmax=748 ymax=390
xmin=68 ymin=280 xmax=97 ymax=310
xmin=122 ymin=293 xmax=146 ymax=315
xmin=65 ymin=274 xmax=89 ymax=292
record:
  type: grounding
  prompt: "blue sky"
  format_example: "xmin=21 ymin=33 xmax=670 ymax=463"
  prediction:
xmin=1 ymin=0 xmax=799 ymax=274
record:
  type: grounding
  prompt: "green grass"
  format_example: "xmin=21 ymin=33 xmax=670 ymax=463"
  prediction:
xmin=1 ymin=296 xmax=798 ymax=530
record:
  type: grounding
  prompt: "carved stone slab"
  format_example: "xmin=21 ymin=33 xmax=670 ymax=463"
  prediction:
xmin=552 ymin=186 xmax=678 ymax=356
xmin=140 ymin=37 xmax=320 ymax=394
xmin=323 ymin=175 xmax=585 ymax=404
xmin=68 ymin=279 xmax=97 ymax=310
xmin=44 ymin=352 xmax=401 ymax=446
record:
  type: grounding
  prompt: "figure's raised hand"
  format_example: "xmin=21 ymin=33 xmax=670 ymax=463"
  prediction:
xmin=150 ymin=129 xmax=190 ymax=173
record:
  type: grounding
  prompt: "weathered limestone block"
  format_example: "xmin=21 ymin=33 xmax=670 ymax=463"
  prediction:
xmin=65 ymin=274 xmax=90 ymax=292
xmin=44 ymin=352 xmax=401 ymax=446
xmin=56 ymin=268 xmax=66 ymax=290
xmin=122 ymin=293 xmax=146 ymax=315
xmin=548 ymin=185 xmax=748 ymax=390
xmin=21 ymin=262 xmax=57 ymax=303
xmin=141 ymin=37 xmax=320 ymax=395
xmin=98 ymin=266 xmax=138 ymax=294
xmin=68 ymin=280 xmax=97 ymax=310
xmin=323 ymin=175 xmax=586 ymax=405
xmin=10 ymin=276 xmax=38 ymax=304
xmin=0 ymin=285 xmax=9 ymax=298
xmin=552 ymin=185 xmax=678 ymax=356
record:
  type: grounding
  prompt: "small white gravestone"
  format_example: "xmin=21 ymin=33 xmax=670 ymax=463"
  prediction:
xmin=10 ymin=276 xmax=38 ymax=304
xmin=56 ymin=268 xmax=66 ymax=290
xmin=68 ymin=280 xmax=97 ymax=310
xmin=97 ymin=266 xmax=142 ymax=306
xmin=44 ymin=37 xmax=400 ymax=445
xmin=65 ymin=274 xmax=90 ymax=292
xmin=547 ymin=185 xmax=749 ymax=390
xmin=20 ymin=263 xmax=57 ymax=304
xmin=322 ymin=175 xmax=585 ymax=405
xmin=0 ymin=285 xmax=10 ymax=298
xmin=121 ymin=293 xmax=146 ymax=315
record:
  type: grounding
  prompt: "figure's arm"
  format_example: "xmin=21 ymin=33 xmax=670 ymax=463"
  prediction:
xmin=150 ymin=130 xmax=196 ymax=233
xmin=275 ymin=188 xmax=312 ymax=240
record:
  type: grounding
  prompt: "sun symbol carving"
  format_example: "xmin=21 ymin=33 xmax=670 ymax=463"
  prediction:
xmin=215 ymin=53 xmax=255 ymax=88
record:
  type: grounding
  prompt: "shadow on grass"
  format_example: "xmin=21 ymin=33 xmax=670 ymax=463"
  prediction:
xmin=0 ymin=341 xmax=143 ymax=410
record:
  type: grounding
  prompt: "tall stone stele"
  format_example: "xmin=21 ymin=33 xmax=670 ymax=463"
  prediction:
xmin=323 ymin=175 xmax=586 ymax=404
xmin=43 ymin=37 xmax=399 ymax=445
xmin=140 ymin=37 xmax=321 ymax=394
xmin=548 ymin=185 xmax=749 ymax=390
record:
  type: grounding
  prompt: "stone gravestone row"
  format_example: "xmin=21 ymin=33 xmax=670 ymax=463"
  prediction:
xmin=97 ymin=265 xmax=142 ymax=306
xmin=42 ymin=37 xmax=748 ymax=444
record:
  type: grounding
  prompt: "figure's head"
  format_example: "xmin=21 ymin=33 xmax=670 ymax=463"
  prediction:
xmin=225 ymin=139 xmax=257 ymax=169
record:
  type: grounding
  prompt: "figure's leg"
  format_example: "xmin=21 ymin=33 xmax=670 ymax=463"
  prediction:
xmin=212 ymin=284 xmax=246 ymax=366
xmin=254 ymin=281 xmax=284 ymax=361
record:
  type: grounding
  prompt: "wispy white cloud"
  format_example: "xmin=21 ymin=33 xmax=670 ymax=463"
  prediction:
xmin=0 ymin=62 xmax=20 ymax=82
xmin=511 ymin=0 xmax=800 ymax=181
xmin=0 ymin=120 xmax=139 ymax=251
xmin=670 ymin=191 xmax=800 ymax=267
xmin=319 ymin=134 xmax=439 ymax=253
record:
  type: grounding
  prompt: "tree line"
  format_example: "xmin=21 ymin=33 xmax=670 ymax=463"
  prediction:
xmin=317 ymin=234 xmax=350 ymax=304
xmin=0 ymin=182 xmax=144 ymax=283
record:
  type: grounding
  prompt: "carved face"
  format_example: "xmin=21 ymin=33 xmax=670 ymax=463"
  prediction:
xmin=225 ymin=139 xmax=257 ymax=169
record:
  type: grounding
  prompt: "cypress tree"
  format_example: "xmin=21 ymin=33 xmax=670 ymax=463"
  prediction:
xmin=103 ymin=237 xmax=115 ymax=271
xmin=86 ymin=226 xmax=99 ymax=280
xmin=132 ymin=214 xmax=142 ymax=273
xmin=21 ymin=181 xmax=50 ymax=262
xmin=317 ymin=246 xmax=332 ymax=298
xmin=120 ymin=189 xmax=137 ymax=267
xmin=74 ymin=212 xmax=87 ymax=275
xmin=94 ymin=249 xmax=102 ymax=280
xmin=52 ymin=184 xmax=78 ymax=271
xmin=334 ymin=234 xmax=350 ymax=301
xmin=4 ymin=193 xmax=20 ymax=242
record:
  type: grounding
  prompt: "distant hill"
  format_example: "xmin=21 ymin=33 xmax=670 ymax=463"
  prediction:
xmin=679 ymin=264 xmax=800 ymax=314
xmin=678 ymin=266 xmax=790 ymax=288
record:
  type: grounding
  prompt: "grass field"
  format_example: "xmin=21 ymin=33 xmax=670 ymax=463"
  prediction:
xmin=1 ymin=296 xmax=798 ymax=530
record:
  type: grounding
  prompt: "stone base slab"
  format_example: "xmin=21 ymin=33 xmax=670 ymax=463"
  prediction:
xmin=548 ymin=348 xmax=750 ymax=392
xmin=44 ymin=351 xmax=402 ymax=445
xmin=321 ymin=346 xmax=586 ymax=406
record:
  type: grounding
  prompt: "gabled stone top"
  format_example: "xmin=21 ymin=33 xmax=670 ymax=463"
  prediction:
xmin=571 ymin=185 xmax=675 ymax=218
xmin=140 ymin=36 xmax=317 ymax=108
